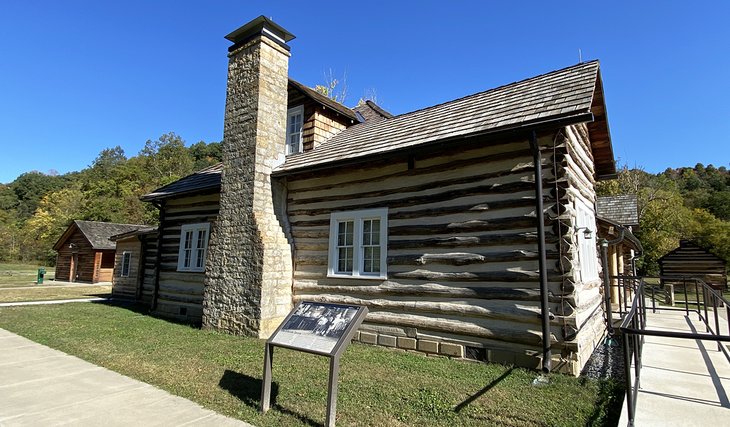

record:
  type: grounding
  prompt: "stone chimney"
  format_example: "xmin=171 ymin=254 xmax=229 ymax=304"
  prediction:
xmin=202 ymin=16 xmax=295 ymax=338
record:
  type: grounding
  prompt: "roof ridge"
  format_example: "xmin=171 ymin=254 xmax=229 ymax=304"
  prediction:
xmin=75 ymin=219 xmax=148 ymax=227
xmin=387 ymin=60 xmax=599 ymax=121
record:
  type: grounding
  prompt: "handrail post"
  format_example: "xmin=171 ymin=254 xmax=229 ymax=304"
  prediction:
xmin=623 ymin=330 xmax=635 ymax=427
xmin=683 ymin=277 xmax=689 ymax=316
xmin=695 ymin=279 xmax=701 ymax=320
xmin=703 ymin=281 xmax=710 ymax=333
xmin=714 ymin=291 xmax=722 ymax=351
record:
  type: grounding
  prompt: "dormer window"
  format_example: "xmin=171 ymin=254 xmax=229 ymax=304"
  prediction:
xmin=286 ymin=105 xmax=304 ymax=154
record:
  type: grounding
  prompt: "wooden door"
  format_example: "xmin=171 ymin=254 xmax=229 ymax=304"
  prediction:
xmin=70 ymin=253 xmax=78 ymax=282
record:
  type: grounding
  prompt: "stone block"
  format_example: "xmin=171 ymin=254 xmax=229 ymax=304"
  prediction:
xmin=352 ymin=331 xmax=360 ymax=342
xmin=417 ymin=339 xmax=439 ymax=354
xmin=359 ymin=331 xmax=377 ymax=345
xmin=397 ymin=337 xmax=417 ymax=350
xmin=378 ymin=335 xmax=397 ymax=347
xmin=439 ymin=342 xmax=464 ymax=358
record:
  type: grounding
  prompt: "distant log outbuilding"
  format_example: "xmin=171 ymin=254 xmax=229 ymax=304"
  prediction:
xmin=659 ymin=240 xmax=727 ymax=290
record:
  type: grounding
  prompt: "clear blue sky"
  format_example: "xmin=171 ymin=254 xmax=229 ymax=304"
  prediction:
xmin=1 ymin=1 xmax=728 ymax=184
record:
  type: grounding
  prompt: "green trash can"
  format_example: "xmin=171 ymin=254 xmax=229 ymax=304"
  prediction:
xmin=37 ymin=267 xmax=46 ymax=285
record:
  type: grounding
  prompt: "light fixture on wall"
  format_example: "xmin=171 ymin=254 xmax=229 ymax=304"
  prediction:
xmin=575 ymin=226 xmax=593 ymax=239
xmin=68 ymin=243 xmax=76 ymax=249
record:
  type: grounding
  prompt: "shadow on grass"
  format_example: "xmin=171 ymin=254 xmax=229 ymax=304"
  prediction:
xmin=219 ymin=369 xmax=321 ymax=427
xmin=454 ymin=367 xmax=513 ymax=412
xmin=91 ymin=299 xmax=203 ymax=328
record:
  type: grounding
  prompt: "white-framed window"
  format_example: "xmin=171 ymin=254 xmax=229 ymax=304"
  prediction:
xmin=286 ymin=105 xmax=304 ymax=155
xmin=575 ymin=199 xmax=598 ymax=281
xmin=328 ymin=208 xmax=388 ymax=279
xmin=120 ymin=251 xmax=132 ymax=277
xmin=177 ymin=223 xmax=210 ymax=272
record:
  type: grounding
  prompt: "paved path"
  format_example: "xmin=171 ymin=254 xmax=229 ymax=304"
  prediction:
xmin=0 ymin=328 xmax=253 ymax=426
xmin=0 ymin=281 xmax=111 ymax=291
xmin=619 ymin=308 xmax=730 ymax=426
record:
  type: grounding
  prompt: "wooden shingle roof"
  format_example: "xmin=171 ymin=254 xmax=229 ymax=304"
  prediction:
xmin=596 ymin=195 xmax=639 ymax=226
xmin=274 ymin=60 xmax=614 ymax=176
xmin=141 ymin=163 xmax=223 ymax=202
xmin=53 ymin=220 xmax=147 ymax=251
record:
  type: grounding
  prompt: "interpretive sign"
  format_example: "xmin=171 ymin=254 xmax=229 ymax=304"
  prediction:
xmin=260 ymin=301 xmax=368 ymax=427
xmin=269 ymin=302 xmax=362 ymax=355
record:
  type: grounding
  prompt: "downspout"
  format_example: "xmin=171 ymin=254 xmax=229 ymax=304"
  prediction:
xmin=529 ymin=130 xmax=552 ymax=373
xmin=151 ymin=201 xmax=165 ymax=311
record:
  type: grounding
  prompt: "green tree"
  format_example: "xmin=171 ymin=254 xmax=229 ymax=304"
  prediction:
xmin=189 ymin=140 xmax=222 ymax=170
xmin=140 ymin=132 xmax=194 ymax=186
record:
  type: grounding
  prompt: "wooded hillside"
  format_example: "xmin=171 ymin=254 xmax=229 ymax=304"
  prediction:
xmin=597 ymin=163 xmax=730 ymax=274
xmin=0 ymin=133 xmax=221 ymax=264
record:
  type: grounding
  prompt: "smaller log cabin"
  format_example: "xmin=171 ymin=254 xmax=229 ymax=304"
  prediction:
xmin=596 ymin=195 xmax=641 ymax=276
xmin=110 ymin=227 xmax=157 ymax=298
xmin=660 ymin=240 xmax=727 ymax=290
xmin=53 ymin=220 xmax=147 ymax=283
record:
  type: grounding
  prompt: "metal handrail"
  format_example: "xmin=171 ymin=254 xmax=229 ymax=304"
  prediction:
xmin=616 ymin=276 xmax=730 ymax=426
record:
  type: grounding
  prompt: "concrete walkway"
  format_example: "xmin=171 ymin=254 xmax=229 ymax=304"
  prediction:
xmin=619 ymin=308 xmax=730 ymax=426
xmin=0 ymin=328 xmax=253 ymax=426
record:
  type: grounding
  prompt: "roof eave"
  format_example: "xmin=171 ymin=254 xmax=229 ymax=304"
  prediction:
xmin=588 ymin=68 xmax=617 ymax=180
xmin=140 ymin=185 xmax=221 ymax=203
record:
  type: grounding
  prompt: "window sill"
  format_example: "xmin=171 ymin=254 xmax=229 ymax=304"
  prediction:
xmin=177 ymin=268 xmax=205 ymax=273
xmin=327 ymin=273 xmax=387 ymax=281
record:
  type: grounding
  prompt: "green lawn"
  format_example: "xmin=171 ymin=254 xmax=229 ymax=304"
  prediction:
xmin=0 ymin=285 xmax=111 ymax=303
xmin=0 ymin=303 xmax=622 ymax=426
xmin=0 ymin=263 xmax=55 ymax=288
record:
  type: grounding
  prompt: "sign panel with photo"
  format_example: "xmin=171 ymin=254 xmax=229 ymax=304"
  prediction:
xmin=269 ymin=302 xmax=362 ymax=355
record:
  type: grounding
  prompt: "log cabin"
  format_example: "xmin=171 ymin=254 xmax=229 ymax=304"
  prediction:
xmin=53 ymin=220 xmax=147 ymax=283
xmin=139 ymin=16 xmax=620 ymax=375
xmin=660 ymin=240 xmax=727 ymax=290
xmin=109 ymin=226 xmax=157 ymax=299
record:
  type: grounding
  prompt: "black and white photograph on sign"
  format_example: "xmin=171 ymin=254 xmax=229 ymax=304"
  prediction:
xmin=270 ymin=302 xmax=360 ymax=354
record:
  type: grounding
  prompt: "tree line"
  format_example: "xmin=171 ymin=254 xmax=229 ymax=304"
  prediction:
xmin=597 ymin=163 xmax=730 ymax=274
xmin=0 ymin=133 xmax=221 ymax=264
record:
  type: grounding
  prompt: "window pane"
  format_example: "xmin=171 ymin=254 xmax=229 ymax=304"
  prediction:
xmin=338 ymin=247 xmax=353 ymax=273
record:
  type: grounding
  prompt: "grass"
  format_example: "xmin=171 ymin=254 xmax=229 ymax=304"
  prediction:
xmin=0 ymin=285 xmax=111 ymax=303
xmin=0 ymin=302 xmax=623 ymax=426
xmin=0 ymin=262 xmax=55 ymax=288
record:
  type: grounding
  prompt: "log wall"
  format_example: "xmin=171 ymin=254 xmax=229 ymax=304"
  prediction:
xmin=660 ymin=241 xmax=727 ymax=289
xmin=555 ymin=124 xmax=606 ymax=370
xmin=284 ymin=131 xmax=601 ymax=374
xmin=138 ymin=231 xmax=158 ymax=305
xmin=154 ymin=193 xmax=220 ymax=322
xmin=112 ymin=238 xmax=143 ymax=298
xmin=54 ymin=228 xmax=98 ymax=283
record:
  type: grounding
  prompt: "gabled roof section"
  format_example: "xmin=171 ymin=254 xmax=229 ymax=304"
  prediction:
xmin=141 ymin=163 xmax=223 ymax=202
xmin=110 ymin=226 xmax=158 ymax=242
xmin=353 ymin=100 xmax=393 ymax=124
xmin=288 ymin=79 xmax=357 ymax=122
xmin=596 ymin=195 xmax=639 ymax=226
xmin=53 ymin=220 xmax=148 ymax=251
xmin=659 ymin=240 xmax=727 ymax=265
xmin=275 ymin=61 xmax=614 ymax=176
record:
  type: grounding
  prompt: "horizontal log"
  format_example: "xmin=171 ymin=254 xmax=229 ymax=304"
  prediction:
xmin=364 ymin=311 xmax=556 ymax=346
xmin=294 ymin=280 xmax=564 ymax=301
xmin=289 ymin=197 xmax=535 ymax=219
xmin=288 ymin=166 xmax=535 ymax=206
xmin=287 ymin=142 xmax=535 ymax=192
xmin=294 ymin=294 xmax=550 ymax=324
xmin=388 ymin=250 xmax=559 ymax=266
xmin=388 ymin=232 xmax=557 ymax=250
xmin=295 ymin=250 xmax=558 ymax=265
xmin=391 ymin=268 xmax=562 ymax=282
xmin=388 ymin=216 xmax=541 ymax=236
xmin=289 ymin=181 xmax=548 ymax=226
